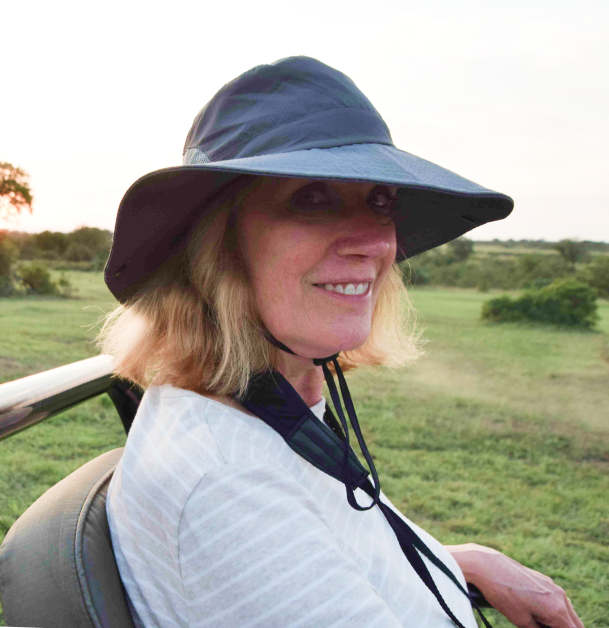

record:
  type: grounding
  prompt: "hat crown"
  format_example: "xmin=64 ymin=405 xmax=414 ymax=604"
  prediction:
xmin=183 ymin=56 xmax=394 ymax=164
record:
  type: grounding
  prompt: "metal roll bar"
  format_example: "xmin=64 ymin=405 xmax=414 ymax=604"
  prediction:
xmin=0 ymin=355 xmax=142 ymax=441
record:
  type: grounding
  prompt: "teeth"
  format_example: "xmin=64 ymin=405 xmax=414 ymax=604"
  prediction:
xmin=319 ymin=282 xmax=369 ymax=295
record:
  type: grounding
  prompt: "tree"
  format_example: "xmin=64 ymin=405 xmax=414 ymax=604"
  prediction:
xmin=0 ymin=162 xmax=33 ymax=220
xmin=66 ymin=227 xmax=112 ymax=256
xmin=552 ymin=239 xmax=588 ymax=265
xmin=578 ymin=255 xmax=609 ymax=300
xmin=447 ymin=237 xmax=474 ymax=262
xmin=0 ymin=232 xmax=18 ymax=295
xmin=35 ymin=231 xmax=69 ymax=256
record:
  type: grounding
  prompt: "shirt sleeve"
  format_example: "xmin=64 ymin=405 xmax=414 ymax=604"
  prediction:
xmin=178 ymin=462 xmax=405 ymax=628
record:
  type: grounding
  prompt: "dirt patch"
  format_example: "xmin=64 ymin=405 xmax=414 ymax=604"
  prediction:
xmin=0 ymin=357 xmax=40 ymax=382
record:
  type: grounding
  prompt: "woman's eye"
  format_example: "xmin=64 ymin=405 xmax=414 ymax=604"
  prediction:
xmin=291 ymin=183 xmax=334 ymax=211
xmin=367 ymin=188 xmax=397 ymax=216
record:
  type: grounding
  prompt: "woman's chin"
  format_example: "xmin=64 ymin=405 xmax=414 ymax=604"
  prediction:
xmin=288 ymin=331 xmax=370 ymax=359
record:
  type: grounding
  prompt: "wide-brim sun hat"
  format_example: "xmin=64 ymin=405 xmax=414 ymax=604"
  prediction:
xmin=105 ymin=56 xmax=514 ymax=303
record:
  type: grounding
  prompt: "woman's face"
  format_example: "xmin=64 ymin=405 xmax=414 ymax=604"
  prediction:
xmin=237 ymin=178 xmax=398 ymax=358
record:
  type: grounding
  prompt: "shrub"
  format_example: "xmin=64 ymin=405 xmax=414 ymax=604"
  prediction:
xmin=0 ymin=275 xmax=16 ymax=296
xmin=524 ymin=278 xmax=554 ymax=290
xmin=18 ymin=262 xmax=59 ymax=295
xmin=552 ymin=239 xmax=590 ymax=265
xmin=93 ymin=250 xmax=110 ymax=271
xmin=0 ymin=239 xmax=15 ymax=278
xmin=57 ymin=274 xmax=74 ymax=298
xmin=481 ymin=279 xmax=598 ymax=328
xmin=578 ymin=255 xmax=609 ymax=300
xmin=516 ymin=254 xmax=572 ymax=289
xmin=0 ymin=239 xmax=18 ymax=296
xmin=447 ymin=237 xmax=474 ymax=262
xmin=17 ymin=262 xmax=73 ymax=297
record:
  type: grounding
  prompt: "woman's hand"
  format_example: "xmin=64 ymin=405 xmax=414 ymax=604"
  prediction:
xmin=445 ymin=543 xmax=585 ymax=628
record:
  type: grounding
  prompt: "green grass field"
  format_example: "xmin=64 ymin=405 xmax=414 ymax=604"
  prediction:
xmin=0 ymin=272 xmax=607 ymax=626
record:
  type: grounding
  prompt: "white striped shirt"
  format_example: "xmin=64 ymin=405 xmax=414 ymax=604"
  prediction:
xmin=107 ymin=384 xmax=477 ymax=628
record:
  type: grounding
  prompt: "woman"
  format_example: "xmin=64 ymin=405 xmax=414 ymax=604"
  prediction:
xmin=101 ymin=57 xmax=583 ymax=628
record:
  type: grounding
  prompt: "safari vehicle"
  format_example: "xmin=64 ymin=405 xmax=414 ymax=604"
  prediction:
xmin=0 ymin=356 xmax=494 ymax=628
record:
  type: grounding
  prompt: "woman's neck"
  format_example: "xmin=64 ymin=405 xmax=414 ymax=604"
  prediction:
xmin=275 ymin=352 xmax=325 ymax=407
xmin=201 ymin=351 xmax=325 ymax=412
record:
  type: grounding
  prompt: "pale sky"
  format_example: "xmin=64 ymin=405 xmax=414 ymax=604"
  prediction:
xmin=1 ymin=0 xmax=607 ymax=241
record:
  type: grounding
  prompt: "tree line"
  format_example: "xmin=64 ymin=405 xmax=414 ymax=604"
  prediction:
xmin=3 ymin=227 xmax=112 ymax=265
xmin=405 ymin=237 xmax=609 ymax=300
xmin=0 ymin=227 xmax=112 ymax=296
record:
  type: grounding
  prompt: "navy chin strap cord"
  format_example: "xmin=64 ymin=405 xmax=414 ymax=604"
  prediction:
xmin=313 ymin=355 xmax=381 ymax=511
xmin=259 ymin=335 xmax=493 ymax=628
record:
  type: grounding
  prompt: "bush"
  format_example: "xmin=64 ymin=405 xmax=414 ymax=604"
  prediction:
xmin=447 ymin=237 xmax=474 ymax=262
xmin=552 ymin=239 xmax=590 ymax=265
xmin=0 ymin=239 xmax=18 ymax=296
xmin=0 ymin=240 xmax=15 ymax=278
xmin=0 ymin=275 xmax=16 ymax=296
xmin=93 ymin=250 xmax=110 ymax=271
xmin=516 ymin=254 xmax=572 ymax=288
xmin=16 ymin=262 xmax=74 ymax=297
xmin=57 ymin=274 xmax=74 ymax=298
xmin=18 ymin=262 xmax=59 ymax=295
xmin=481 ymin=279 xmax=598 ymax=328
xmin=578 ymin=255 xmax=609 ymax=300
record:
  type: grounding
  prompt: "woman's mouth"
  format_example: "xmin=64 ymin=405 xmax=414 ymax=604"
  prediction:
xmin=313 ymin=282 xmax=370 ymax=296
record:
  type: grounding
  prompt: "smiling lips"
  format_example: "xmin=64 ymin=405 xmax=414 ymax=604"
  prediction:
xmin=314 ymin=282 xmax=370 ymax=296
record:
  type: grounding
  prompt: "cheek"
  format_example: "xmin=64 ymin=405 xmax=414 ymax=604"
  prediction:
xmin=246 ymin=229 xmax=314 ymax=309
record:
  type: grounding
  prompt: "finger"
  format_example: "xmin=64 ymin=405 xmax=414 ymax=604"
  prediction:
xmin=565 ymin=598 xmax=586 ymax=628
xmin=534 ymin=597 xmax=582 ymax=628
xmin=521 ymin=618 xmax=548 ymax=628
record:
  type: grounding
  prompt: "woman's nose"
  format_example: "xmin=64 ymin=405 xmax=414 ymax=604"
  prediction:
xmin=334 ymin=205 xmax=396 ymax=261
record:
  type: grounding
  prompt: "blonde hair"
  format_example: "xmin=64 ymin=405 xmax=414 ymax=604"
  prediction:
xmin=98 ymin=178 xmax=421 ymax=398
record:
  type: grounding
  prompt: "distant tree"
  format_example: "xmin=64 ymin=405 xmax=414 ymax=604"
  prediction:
xmin=447 ymin=237 xmax=474 ymax=262
xmin=35 ymin=231 xmax=69 ymax=256
xmin=552 ymin=239 xmax=589 ymax=265
xmin=0 ymin=232 xmax=19 ymax=295
xmin=67 ymin=227 xmax=112 ymax=256
xmin=578 ymin=256 xmax=609 ymax=300
xmin=0 ymin=162 xmax=33 ymax=219
xmin=65 ymin=242 xmax=96 ymax=262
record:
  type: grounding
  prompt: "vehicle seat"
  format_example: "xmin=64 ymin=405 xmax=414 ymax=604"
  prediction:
xmin=0 ymin=448 xmax=135 ymax=628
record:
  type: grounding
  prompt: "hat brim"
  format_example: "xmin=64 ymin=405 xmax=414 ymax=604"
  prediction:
xmin=106 ymin=143 xmax=513 ymax=302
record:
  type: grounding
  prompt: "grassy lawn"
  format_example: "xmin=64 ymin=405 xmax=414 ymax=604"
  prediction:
xmin=0 ymin=274 xmax=607 ymax=626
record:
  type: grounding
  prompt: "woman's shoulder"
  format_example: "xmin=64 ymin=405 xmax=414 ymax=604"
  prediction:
xmin=121 ymin=384 xmax=295 ymax=487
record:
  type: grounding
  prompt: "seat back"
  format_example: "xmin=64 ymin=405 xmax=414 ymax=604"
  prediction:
xmin=0 ymin=448 xmax=135 ymax=628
